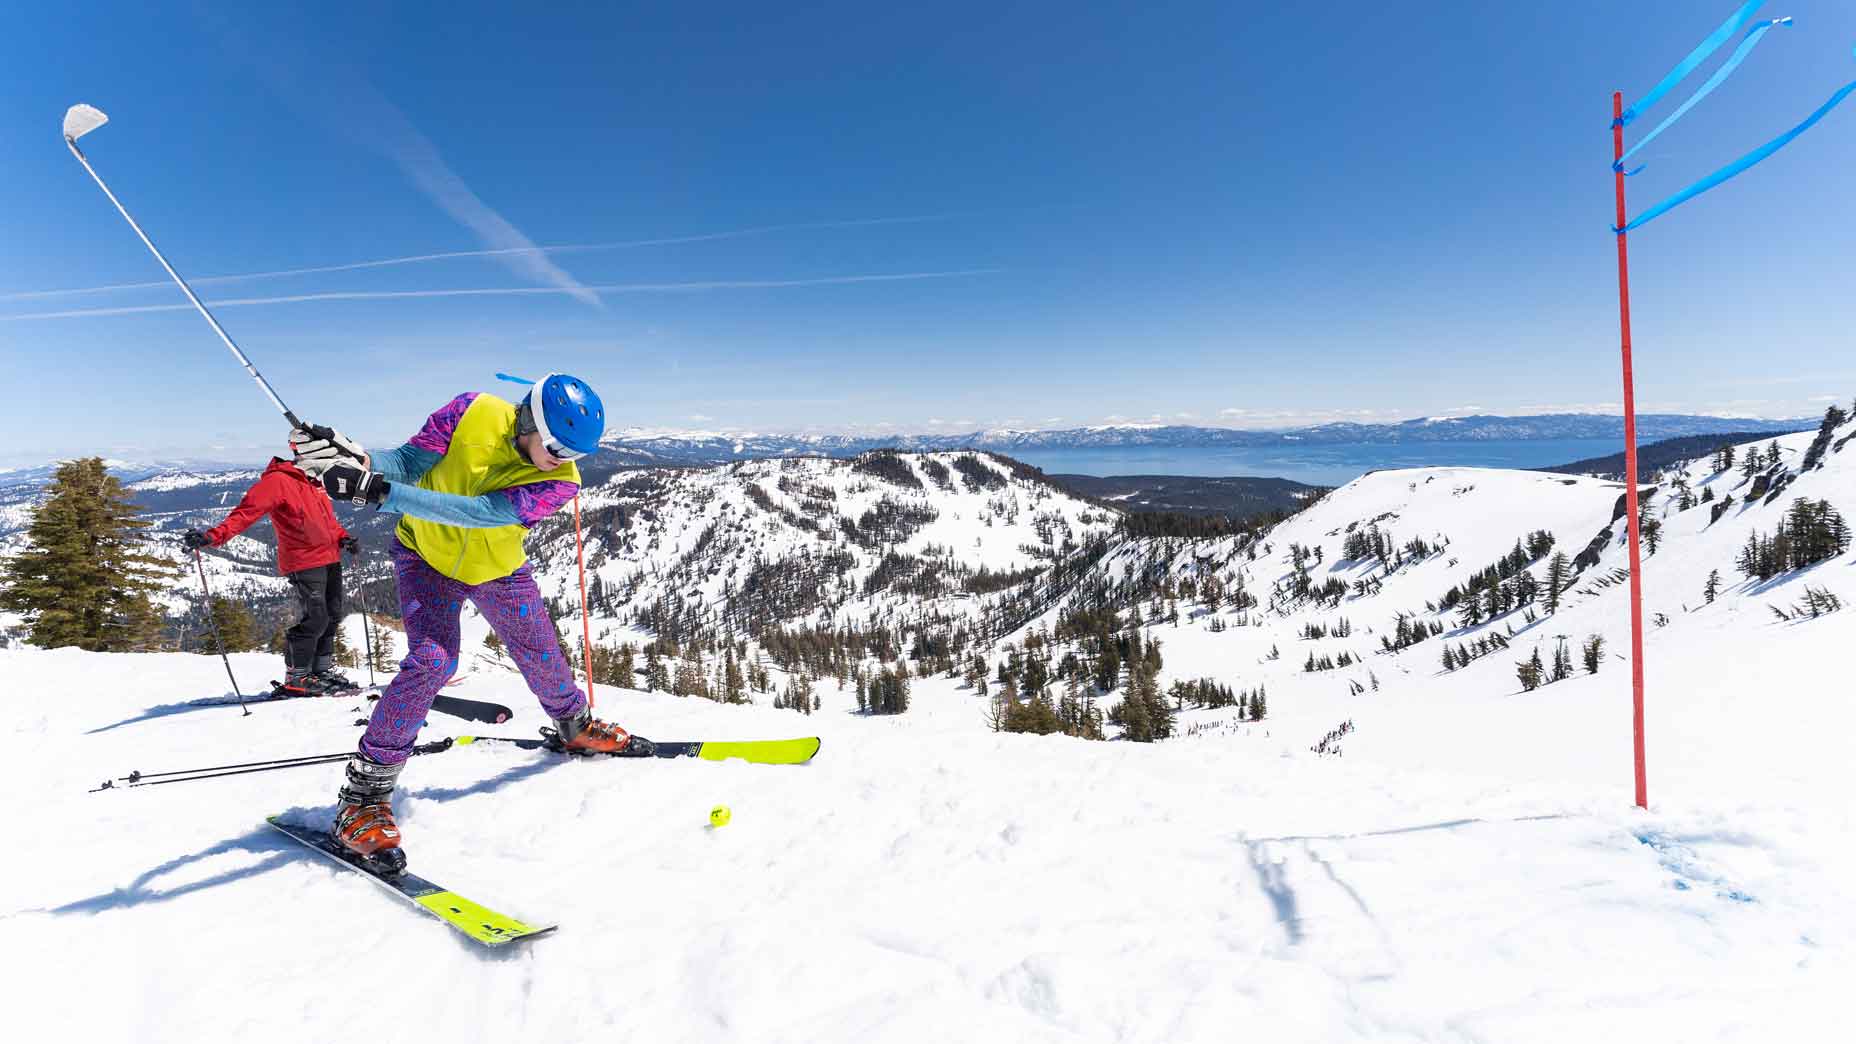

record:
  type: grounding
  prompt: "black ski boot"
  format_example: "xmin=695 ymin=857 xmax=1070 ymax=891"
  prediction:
xmin=312 ymin=654 xmax=361 ymax=692
xmin=277 ymin=667 xmax=342 ymax=698
xmin=312 ymin=666 xmax=361 ymax=694
xmin=276 ymin=652 xmax=306 ymax=697
xmin=333 ymin=752 xmax=407 ymax=873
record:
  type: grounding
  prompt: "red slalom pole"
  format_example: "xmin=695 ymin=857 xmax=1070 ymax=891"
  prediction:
xmin=1613 ymin=91 xmax=1648 ymax=810
xmin=573 ymin=492 xmax=596 ymax=710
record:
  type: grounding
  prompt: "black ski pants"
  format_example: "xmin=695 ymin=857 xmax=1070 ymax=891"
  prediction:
xmin=285 ymin=561 xmax=344 ymax=672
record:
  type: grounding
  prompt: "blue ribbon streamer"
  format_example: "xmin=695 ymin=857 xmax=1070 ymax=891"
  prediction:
xmin=1620 ymin=0 xmax=1767 ymax=126
xmin=494 ymin=372 xmax=536 ymax=386
xmin=1616 ymin=17 xmax=1793 ymax=172
xmin=1616 ymin=67 xmax=1856 ymax=233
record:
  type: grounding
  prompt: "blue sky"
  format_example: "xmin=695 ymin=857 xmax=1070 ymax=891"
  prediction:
xmin=3 ymin=1 xmax=1854 ymax=465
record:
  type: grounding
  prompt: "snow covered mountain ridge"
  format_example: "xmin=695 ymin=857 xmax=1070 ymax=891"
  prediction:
xmin=5 ymin=399 xmax=1851 ymax=721
xmin=520 ymin=450 xmax=1121 ymax=653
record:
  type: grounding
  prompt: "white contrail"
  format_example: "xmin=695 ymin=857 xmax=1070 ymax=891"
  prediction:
xmin=188 ymin=8 xmax=598 ymax=308
xmin=0 ymin=269 xmax=999 ymax=322
xmin=0 ymin=215 xmax=952 ymax=303
xmin=363 ymin=100 xmax=602 ymax=308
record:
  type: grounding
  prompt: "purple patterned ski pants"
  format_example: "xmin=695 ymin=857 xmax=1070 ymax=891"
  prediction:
xmin=360 ymin=543 xmax=586 ymax=764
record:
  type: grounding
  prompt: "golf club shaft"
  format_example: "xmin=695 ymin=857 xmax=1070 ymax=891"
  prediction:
xmin=64 ymin=137 xmax=304 ymax=430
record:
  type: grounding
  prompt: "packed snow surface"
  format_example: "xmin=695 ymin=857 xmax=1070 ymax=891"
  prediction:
xmin=7 ymin=628 xmax=1850 ymax=1041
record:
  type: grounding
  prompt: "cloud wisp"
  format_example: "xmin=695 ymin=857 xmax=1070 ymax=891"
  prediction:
xmin=192 ymin=8 xmax=598 ymax=308
xmin=363 ymin=119 xmax=602 ymax=308
xmin=0 ymin=269 xmax=1000 ymax=322
xmin=0 ymin=215 xmax=954 ymax=304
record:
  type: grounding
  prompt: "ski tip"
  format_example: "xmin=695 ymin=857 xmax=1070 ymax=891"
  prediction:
xmin=695 ymin=736 xmax=822 ymax=765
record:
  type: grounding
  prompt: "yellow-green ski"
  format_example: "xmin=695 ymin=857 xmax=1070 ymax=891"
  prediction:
xmin=267 ymin=816 xmax=555 ymax=947
xmin=453 ymin=734 xmax=822 ymax=765
xmin=696 ymin=737 xmax=821 ymax=765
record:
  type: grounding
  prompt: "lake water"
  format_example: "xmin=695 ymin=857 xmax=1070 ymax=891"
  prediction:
xmin=1007 ymin=438 xmax=1625 ymax=487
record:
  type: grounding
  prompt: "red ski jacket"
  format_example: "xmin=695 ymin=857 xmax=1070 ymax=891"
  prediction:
xmin=205 ymin=458 xmax=349 ymax=575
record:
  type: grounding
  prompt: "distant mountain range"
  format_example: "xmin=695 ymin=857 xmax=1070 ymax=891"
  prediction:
xmin=0 ymin=413 xmax=1818 ymax=490
xmin=596 ymin=413 xmax=1818 ymax=467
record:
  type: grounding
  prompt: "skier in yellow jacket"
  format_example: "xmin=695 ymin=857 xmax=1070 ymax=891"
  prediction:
xmin=295 ymin=373 xmax=645 ymax=871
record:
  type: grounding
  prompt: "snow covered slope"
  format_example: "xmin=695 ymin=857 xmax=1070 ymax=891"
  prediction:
xmin=1030 ymin=419 xmax=1853 ymax=786
xmin=6 ymin=420 xmax=1854 ymax=1041
xmin=521 ymin=450 xmax=1118 ymax=647
xmin=5 ymin=628 xmax=1849 ymax=1042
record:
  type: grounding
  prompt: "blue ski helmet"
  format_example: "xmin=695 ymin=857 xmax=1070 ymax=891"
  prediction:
xmin=497 ymin=372 xmax=605 ymax=460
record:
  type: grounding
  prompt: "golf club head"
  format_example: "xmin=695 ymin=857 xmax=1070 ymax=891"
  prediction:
xmin=63 ymin=104 xmax=109 ymax=143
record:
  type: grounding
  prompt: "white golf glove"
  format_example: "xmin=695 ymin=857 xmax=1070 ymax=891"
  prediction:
xmin=291 ymin=426 xmax=368 ymax=477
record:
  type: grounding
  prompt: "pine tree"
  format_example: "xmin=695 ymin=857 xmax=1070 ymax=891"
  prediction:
xmin=483 ymin=630 xmax=505 ymax=661
xmin=330 ymin=614 xmax=359 ymax=667
xmin=0 ymin=458 xmax=174 ymax=651
xmin=1638 ymin=501 xmax=1662 ymax=556
xmin=1516 ymin=648 xmax=1544 ymax=692
xmin=1550 ymin=639 xmax=1573 ymax=683
xmin=206 ymin=596 xmax=258 ymax=653
xmin=674 ymin=646 xmax=706 ymax=699
xmin=1581 ymin=634 xmax=1606 ymax=674
xmin=1543 ymin=551 xmax=1570 ymax=614
xmin=1110 ymin=685 xmax=1151 ymax=739
xmin=778 ymin=673 xmax=816 ymax=715
xmin=616 ymin=643 xmax=637 ymax=690
xmin=1703 ymin=569 xmax=1721 ymax=605
xmin=644 ymin=645 xmax=670 ymax=692
xmin=722 ymin=646 xmax=747 ymax=704
xmin=369 ymin=620 xmax=397 ymax=672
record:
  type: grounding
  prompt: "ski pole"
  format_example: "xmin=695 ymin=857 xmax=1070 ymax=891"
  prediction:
xmin=354 ymin=542 xmax=377 ymax=689
xmin=192 ymin=547 xmax=249 ymax=717
xmin=97 ymin=753 xmax=352 ymax=791
xmin=89 ymin=739 xmax=456 ymax=793
xmin=60 ymin=104 xmax=355 ymax=455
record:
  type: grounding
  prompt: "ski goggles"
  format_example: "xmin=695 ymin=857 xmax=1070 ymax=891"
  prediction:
xmin=542 ymin=436 xmax=590 ymax=463
xmin=497 ymin=371 xmax=594 ymax=462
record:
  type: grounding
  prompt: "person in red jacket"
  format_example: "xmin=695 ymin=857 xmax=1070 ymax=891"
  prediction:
xmin=183 ymin=457 xmax=359 ymax=696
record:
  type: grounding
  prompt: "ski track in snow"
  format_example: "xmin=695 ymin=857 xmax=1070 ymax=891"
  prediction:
xmin=6 ymin=427 xmax=1856 ymax=1042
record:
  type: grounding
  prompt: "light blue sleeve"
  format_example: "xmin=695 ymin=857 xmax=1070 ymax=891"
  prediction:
xmin=382 ymin=483 xmax=524 ymax=529
xmin=372 ymin=443 xmax=442 ymax=485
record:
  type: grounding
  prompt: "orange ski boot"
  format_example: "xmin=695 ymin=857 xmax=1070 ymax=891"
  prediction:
xmin=333 ymin=753 xmax=407 ymax=873
xmin=550 ymin=709 xmax=655 ymax=757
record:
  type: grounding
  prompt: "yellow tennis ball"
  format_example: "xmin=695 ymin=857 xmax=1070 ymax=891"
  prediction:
xmin=709 ymin=805 xmax=732 ymax=828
